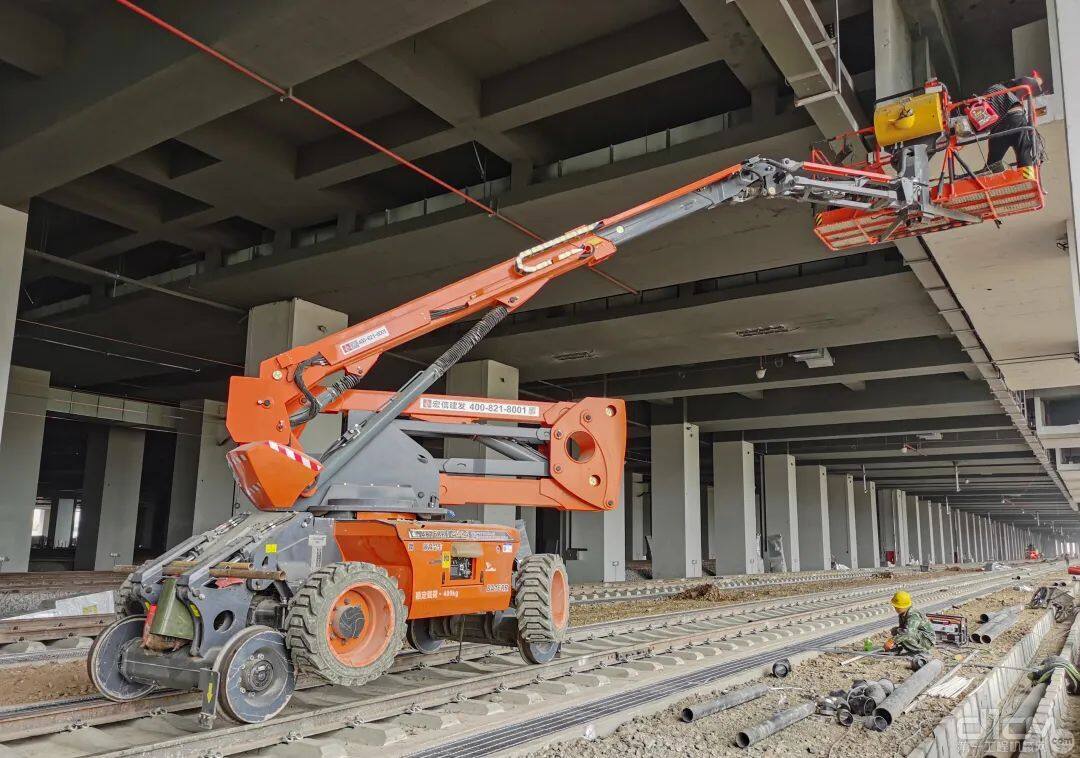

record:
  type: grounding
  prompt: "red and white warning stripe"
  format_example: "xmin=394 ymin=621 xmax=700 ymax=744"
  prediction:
xmin=267 ymin=440 xmax=323 ymax=472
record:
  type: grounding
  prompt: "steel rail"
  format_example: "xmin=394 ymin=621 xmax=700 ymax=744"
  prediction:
xmin=94 ymin=570 xmax=1040 ymax=758
xmin=0 ymin=568 xmax=1032 ymax=754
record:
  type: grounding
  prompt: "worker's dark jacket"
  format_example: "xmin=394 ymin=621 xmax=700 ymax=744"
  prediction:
xmin=983 ymin=76 xmax=1042 ymax=170
xmin=894 ymin=609 xmax=936 ymax=653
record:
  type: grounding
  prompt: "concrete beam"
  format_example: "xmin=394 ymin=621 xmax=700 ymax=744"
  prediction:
xmin=0 ymin=0 xmax=490 ymax=205
xmin=0 ymin=1 xmax=64 ymax=77
xmin=364 ymin=37 xmax=551 ymax=164
xmin=300 ymin=9 xmax=732 ymax=186
xmin=734 ymin=0 xmax=866 ymax=138
xmin=667 ymin=375 xmax=997 ymax=432
xmin=679 ymin=0 xmax=777 ymax=89
xmin=711 ymin=415 xmax=1015 ymax=443
xmin=541 ymin=336 xmax=974 ymax=401
xmin=898 ymin=0 xmax=962 ymax=92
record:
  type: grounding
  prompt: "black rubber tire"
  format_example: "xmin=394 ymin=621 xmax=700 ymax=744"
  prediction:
xmin=406 ymin=618 xmax=444 ymax=654
xmin=285 ymin=561 xmax=406 ymax=686
xmin=116 ymin=574 xmax=145 ymax=616
xmin=513 ymin=553 xmax=569 ymax=651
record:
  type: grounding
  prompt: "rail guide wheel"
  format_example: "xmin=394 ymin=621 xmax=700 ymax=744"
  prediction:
xmin=514 ymin=553 xmax=570 ymax=665
xmin=406 ymin=618 xmax=444 ymax=654
xmin=214 ymin=625 xmax=295 ymax=724
xmin=88 ymin=615 xmax=156 ymax=701
xmin=286 ymin=561 xmax=407 ymax=686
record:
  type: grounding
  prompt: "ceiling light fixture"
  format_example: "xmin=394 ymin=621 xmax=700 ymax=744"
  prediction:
xmin=755 ymin=356 xmax=767 ymax=380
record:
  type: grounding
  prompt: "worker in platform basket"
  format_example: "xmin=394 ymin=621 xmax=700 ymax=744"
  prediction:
xmin=884 ymin=590 xmax=936 ymax=654
xmin=981 ymin=71 xmax=1044 ymax=181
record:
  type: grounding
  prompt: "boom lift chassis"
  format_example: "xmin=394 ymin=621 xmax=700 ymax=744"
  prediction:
xmin=90 ymin=81 xmax=1044 ymax=726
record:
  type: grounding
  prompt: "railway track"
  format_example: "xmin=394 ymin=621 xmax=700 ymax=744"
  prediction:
xmin=0 ymin=564 xmax=1043 ymax=757
xmin=0 ymin=565 xmax=930 ymax=653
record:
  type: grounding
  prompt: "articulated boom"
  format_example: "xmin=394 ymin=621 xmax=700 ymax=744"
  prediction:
xmin=94 ymin=80 xmax=1045 ymax=727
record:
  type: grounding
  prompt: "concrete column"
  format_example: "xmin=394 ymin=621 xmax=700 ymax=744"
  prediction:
xmin=873 ymin=0 xmax=914 ymax=96
xmin=166 ymin=400 xmax=239 ymax=545
xmin=827 ymin=474 xmax=856 ymax=568
xmin=444 ymin=360 xmax=528 ymax=532
xmin=931 ymin=503 xmax=944 ymax=562
xmin=627 ymin=473 xmax=647 ymax=561
xmin=764 ymin=454 xmax=800 ymax=571
xmin=795 ymin=465 xmax=830 ymax=570
xmin=75 ymin=426 xmax=146 ymax=570
xmin=854 ymin=481 xmax=879 ymax=568
xmin=894 ymin=490 xmax=909 ymax=566
xmin=650 ymin=423 xmax=702 ymax=579
xmin=877 ymin=488 xmax=897 ymax=563
xmin=0 ymin=367 xmax=49 ymax=572
xmin=246 ymin=299 xmax=348 ymax=456
xmin=906 ymin=495 xmax=923 ymax=563
xmin=943 ymin=506 xmax=955 ymax=563
xmin=976 ymin=516 xmax=984 ymax=565
xmin=566 ymin=483 xmax=625 ymax=583
xmin=52 ymin=497 xmax=75 ymax=549
xmin=0 ymin=207 xmax=28 ymax=450
xmin=712 ymin=441 xmax=761 ymax=575
xmin=918 ymin=499 xmax=936 ymax=563
xmin=704 ymin=486 xmax=716 ymax=561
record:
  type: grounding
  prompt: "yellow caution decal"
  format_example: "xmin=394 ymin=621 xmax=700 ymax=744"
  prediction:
xmin=265 ymin=543 xmax=278 ymax=554
xmin=441 ymin=551 xmax=451 ymax=569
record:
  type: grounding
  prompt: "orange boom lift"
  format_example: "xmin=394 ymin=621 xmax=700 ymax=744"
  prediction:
xmin=90 ymin=77 xmax=1044 ymax=726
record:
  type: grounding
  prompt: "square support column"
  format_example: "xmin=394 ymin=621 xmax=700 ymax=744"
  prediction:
xmin=445 ymin=360 xmax=526 ymax=532
xmin=167 ymin=400 xmax=239 ymax=545
xmin=627 ymin=473 xmax=647 ymax=561
xmin=764 ymin=454 xmax=800 ymax=571
xmin=796 ymin=466 xmax=830 ymax=570
xmin=650 ymin=424 xmax=702 ymax=579
xmin=894 ymin=490 xmax=909 ymax=566
xmin=943 ymin=506 xmax=955 ymax=563
xmin=0 ymin=207 xmax=28 ymax=448
xmin=75 ymin=426 xmax=146 ymax=570
xmin=827 ymin=474 xmax=856 ymax=569
xmin=712 ymin=441 xmax=761 ymax=575
xmin=906 ymin=495 xmax=923 ymax=564
xmin=919 ymin=500 xmax=936 ymax=563
xmin=52 ymin=497 xmax=76 ymax=549
xmin=566 ymin=480 xmax=626 ymax=583
xmin=0 ymin=367 xmax=49 ymax=572
xmin=246 ymin=299 xmax=349 ymax=455
xmin=854 ymin=481 xmax=879 ymax=568
xmin=877 ymin=488 xmax=897 ymax=563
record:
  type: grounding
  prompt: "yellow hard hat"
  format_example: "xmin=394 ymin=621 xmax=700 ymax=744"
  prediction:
xmin=890 ymin=590 xmax=912 ymax=612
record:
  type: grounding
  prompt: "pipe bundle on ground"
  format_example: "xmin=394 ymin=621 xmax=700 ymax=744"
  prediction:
xmin=973 ymin=606 xmax=1022 ymax=643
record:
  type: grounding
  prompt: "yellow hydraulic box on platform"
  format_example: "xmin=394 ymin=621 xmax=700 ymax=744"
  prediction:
xmin=874 ymin=91 xmax=945 ymax=146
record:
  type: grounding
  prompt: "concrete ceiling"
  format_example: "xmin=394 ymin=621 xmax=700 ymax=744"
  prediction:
xmin=1 ymin=0 xmax=1075 ymax=530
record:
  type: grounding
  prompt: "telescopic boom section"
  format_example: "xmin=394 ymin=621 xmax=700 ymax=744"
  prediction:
xmin=225 ymin=163 xmax=760 ymax=449
xmin=226 ymin=147 xmax=1045 ymax=455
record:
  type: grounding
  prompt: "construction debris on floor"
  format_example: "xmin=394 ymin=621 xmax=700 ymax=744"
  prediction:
xmin=534 ymin=583 xmax=1066 ymax=757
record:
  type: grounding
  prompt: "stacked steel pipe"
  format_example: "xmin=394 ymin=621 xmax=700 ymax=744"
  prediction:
xmin=973 ymin=605 xmax=1022 ymax=643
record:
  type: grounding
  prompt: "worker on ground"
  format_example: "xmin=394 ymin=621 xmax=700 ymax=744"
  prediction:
xmin=981 ymin=72 xmax=1044 ymax=180
xmin=885 ymin=590 xmax=936 ymax=654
